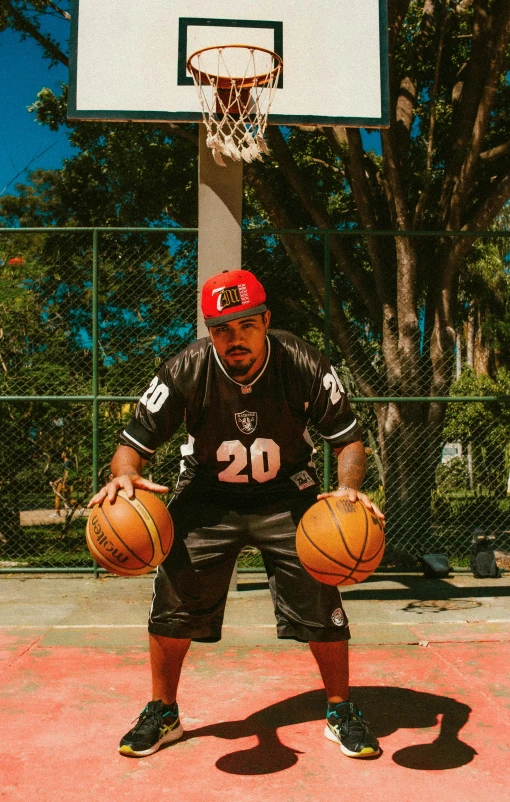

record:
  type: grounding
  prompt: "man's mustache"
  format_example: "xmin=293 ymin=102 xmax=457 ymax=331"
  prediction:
xmin=226 ymin=347 xmax=251 ymax=356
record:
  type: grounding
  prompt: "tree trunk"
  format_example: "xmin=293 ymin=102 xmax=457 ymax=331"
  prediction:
xmin=466 ymin=304 xmax=475 ymax=368
xmin=474 ymin=307 xmax=492 ymax=376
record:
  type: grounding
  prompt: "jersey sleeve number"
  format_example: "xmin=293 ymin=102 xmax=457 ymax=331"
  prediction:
xmin=140 ymin=376 xmax=170 ymax=413
xmin=217 ymin=438 xmax=281 ymax=484
xmin=323 ymin=368 xmax=344 ymax=406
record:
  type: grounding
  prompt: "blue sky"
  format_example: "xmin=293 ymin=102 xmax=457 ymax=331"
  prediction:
xmin=0 ymin=22 xmax=75 ymax=198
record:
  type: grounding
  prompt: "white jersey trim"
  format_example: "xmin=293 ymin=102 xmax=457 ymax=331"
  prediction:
xmin=180 ymin=434 xmax=195 ymax=457
xmin=121 ymin=430 xmax=156 ymax=454
xmin=213 ymin=336 xmax=271 ymax=390
xmin=321 ymin=419 xmax=358 ymax=441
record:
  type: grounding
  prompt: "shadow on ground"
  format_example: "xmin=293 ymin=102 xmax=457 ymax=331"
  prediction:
xmin=173 ymin=686 xmax=476 ymax=775
xmin=340 ymin=573 xmax=510 ymax=602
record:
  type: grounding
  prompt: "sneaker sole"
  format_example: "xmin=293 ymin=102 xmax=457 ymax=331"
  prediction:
xmin=324 ymin=724 xmax=380 ymax=758
xmin=119 ymin=722 xmax=184 ymax=757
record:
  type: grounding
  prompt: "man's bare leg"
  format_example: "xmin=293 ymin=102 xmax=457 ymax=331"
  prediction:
xmin=308 ymin=640 xmax=349 ymax=702
xmin=118 ymin=635 xmax=190 ymax=756
xmin=150 ymin=634 xmax=192 ymax=704
xmin=309 ymin=640 xmax=380 ymax=757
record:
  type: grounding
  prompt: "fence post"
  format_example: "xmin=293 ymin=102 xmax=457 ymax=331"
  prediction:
xmin=323 ymin=232 xmax=331 ymax=492
xmin=92 ymin=229 xmax=99 ymax=577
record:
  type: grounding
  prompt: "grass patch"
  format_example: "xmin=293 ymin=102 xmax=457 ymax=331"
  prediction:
xmin=1 ymin=521 xmax=92 ymax=568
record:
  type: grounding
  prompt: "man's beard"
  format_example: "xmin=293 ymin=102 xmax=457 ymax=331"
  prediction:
xmin=222 ymin=353 xmax=257 ymax=379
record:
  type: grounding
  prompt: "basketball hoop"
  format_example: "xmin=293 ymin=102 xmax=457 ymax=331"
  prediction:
xmin=187 ymin=45 xmax=282 ymax=167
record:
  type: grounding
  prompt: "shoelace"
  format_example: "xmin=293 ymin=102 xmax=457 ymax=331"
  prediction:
xmin=330 ymin=705 xmax=370 ymax=735
xmin=131 ymin=702 xmax=167 ymax=734
xmin=340 ymin=713 xmax=369 ymax=738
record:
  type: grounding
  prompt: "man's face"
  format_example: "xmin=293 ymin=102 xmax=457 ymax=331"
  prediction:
xmin=209 ymin=311 xmax=271 ymax=380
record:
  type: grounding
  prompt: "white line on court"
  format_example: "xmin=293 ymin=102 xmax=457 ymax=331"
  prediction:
xmin=2 ymin=620 xmax=510 ymax=629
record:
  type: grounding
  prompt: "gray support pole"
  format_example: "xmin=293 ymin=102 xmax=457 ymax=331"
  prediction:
xmin=92 ymin=229 xmax=100 ymax=578
xmin=197 ymin=124 xmax=243 ymax=340
xmin=197 ymin=125 xmax=243 ymax=590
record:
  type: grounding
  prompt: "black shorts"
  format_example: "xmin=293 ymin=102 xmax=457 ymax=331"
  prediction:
xmin=148 ymin=484 xmax=350 ymax=644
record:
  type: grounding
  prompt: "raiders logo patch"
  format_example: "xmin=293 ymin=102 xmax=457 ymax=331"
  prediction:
xmin=235 ymin=410 xmax=257 ymax=434
xmin=331 ymin=608 xmax=346 ymax=627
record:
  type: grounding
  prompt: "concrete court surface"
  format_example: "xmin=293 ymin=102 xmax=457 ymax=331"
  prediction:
xmin=1 ymin=571 xmax=509 ymax=802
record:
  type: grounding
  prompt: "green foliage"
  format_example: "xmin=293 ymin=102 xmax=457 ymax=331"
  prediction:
xmin=443 ymin=368 xmax=510 ymax=446
xmin=431 ymin=492 xmax=510 ymax=545
xmin=436 ymin=457 xmax=468 ymax=491
xmin=1 ymin=519 xmax=91 ymax=567
xmin=428 ymin=367 xmax=510 ymax=546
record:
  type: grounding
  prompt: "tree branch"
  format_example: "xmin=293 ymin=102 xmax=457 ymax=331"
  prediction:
xmin=264 ymin=127 xmax=380 ymax=325
xmin=445 ymin=171 xmax=510 ymax=275
xmin=166 ymin=124 xmax=198 ymax=147
xmin=450 ymin=0 xmax=510 ymax=224
xmin=323 ymin=128 xmax=404 ymax=392
xmin=394 ymin=1 xmax=436 ymax=162
xmin=479 ymin=141 xmax=510 ymax=162
xmin=7 ymin=2 xmax=69 ymax=66
xmin=244 ymin=162 xmax=383 ymax=397
xmin=44 ymin=2 xmax=71 ymax=21
xmin=413 ymin=0 xmax=448 ymax=227
xmin=387 ymin=0 xmax=413 ymax=53
xmin=439 ymin=0 xmax=510 ymax=228
xmin=323 ymin=127 xmax=390 ymax=230
xmin=380 ymin=127 xmax=413 ymax=231
xmin=343 ymin=130 xmax=396 ymax=300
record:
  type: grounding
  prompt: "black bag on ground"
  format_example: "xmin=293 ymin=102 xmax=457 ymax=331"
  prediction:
xmin=470 ymin=534 xmax=499 ymax=578
xmin=421 ymin=553 xmax=450 ymax=578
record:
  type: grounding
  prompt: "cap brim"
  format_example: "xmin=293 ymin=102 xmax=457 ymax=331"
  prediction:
xmin=204 ymin=304 xmax=267 ymax=328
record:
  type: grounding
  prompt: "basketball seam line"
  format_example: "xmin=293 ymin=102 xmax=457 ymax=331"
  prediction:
xmin=85 ymin=518 xmax=134 ymax=574
xmin=324 ymin=498 xmax=361 ymax=584
xmin=298 ymin=556 xmax=376 ymax=578
xmin=98 ymin=504 xmax=157 ymax=568
xmin=118 ymin=490 xmax=168 ymax=557
xmin=299 ymin=518 xmax=361 ymax=572
xmin=86 ymin=514 xmax=145 ymax=570
xmin=86 ymin=517 xmax=154 ymax=575
xmin=324 ymin=498 xmax=362 ymax=563
xmin=325 ymin=499 xmax=384 ymax=564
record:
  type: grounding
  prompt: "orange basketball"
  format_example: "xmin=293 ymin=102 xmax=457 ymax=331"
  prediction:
xmin=296 ymin=498 xmax=385 ymax=586
xmin=85 ymin=489 xmax=174 ymax=576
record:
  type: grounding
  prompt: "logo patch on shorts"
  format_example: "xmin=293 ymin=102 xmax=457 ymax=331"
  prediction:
xmin=290 ymin=470 xmax=316 ymax=490
xmin=235 ymin=410 xmax=257 ymax=434
xmin=331 ymin=608 xmax=345 ymax=627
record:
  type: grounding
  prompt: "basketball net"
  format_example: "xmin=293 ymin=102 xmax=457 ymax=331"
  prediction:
xmin=187 ymin=45 xmax=282 ymax=167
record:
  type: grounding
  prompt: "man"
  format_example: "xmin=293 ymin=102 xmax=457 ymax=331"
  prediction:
xmin=51 ymin=450 xmax=80 ymax=517
xmin=89 ymin=269 xmax=385 ymax=760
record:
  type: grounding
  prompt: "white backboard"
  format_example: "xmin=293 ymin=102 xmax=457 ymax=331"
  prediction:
xmin=68 ymin=0 xmax=389 ymax=127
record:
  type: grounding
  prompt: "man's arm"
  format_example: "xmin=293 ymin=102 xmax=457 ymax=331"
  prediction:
xmin=87 ymin=445 xmax=169 ymax=507
xmin=317 ymin=440 xmax=385 ymax=521
xmin=335 ymin=439 xmax=367 ymax=490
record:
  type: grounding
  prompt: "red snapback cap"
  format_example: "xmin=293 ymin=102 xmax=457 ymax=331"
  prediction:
xmin=201 ymin=269 xmax=267 ymax=327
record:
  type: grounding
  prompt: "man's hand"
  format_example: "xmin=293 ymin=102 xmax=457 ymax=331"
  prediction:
xmin=317 ymin=486 xmax=385 ymax=522
xmin=88 ymin=444 xmax=169 ymax=508
xmin=87 ymin=474 xmax=169 ymax=508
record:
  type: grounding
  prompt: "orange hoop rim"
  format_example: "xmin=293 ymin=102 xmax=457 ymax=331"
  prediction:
xmin=186 ymin=44 xmax=283 ymax=90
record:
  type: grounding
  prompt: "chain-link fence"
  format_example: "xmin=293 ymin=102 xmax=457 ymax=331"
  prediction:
xmin=1 ymin=227 xmax=509 ymax=571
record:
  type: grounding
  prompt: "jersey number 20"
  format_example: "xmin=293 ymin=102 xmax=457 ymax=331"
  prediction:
xmin=217 ymin=438 xmax=280 ymax=483
xmin=140 ymin=377 xmax=169 ymax=413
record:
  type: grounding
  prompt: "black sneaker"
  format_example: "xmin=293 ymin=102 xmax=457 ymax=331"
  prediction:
xmin=325 ymin=701 xmax=380 ymax=758
xmin=119 ymin=700 xmax=183 ymax=757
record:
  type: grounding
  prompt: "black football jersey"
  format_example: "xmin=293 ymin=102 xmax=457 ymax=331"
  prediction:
xmin=120 ymin=330 xmax=362 ymax=498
